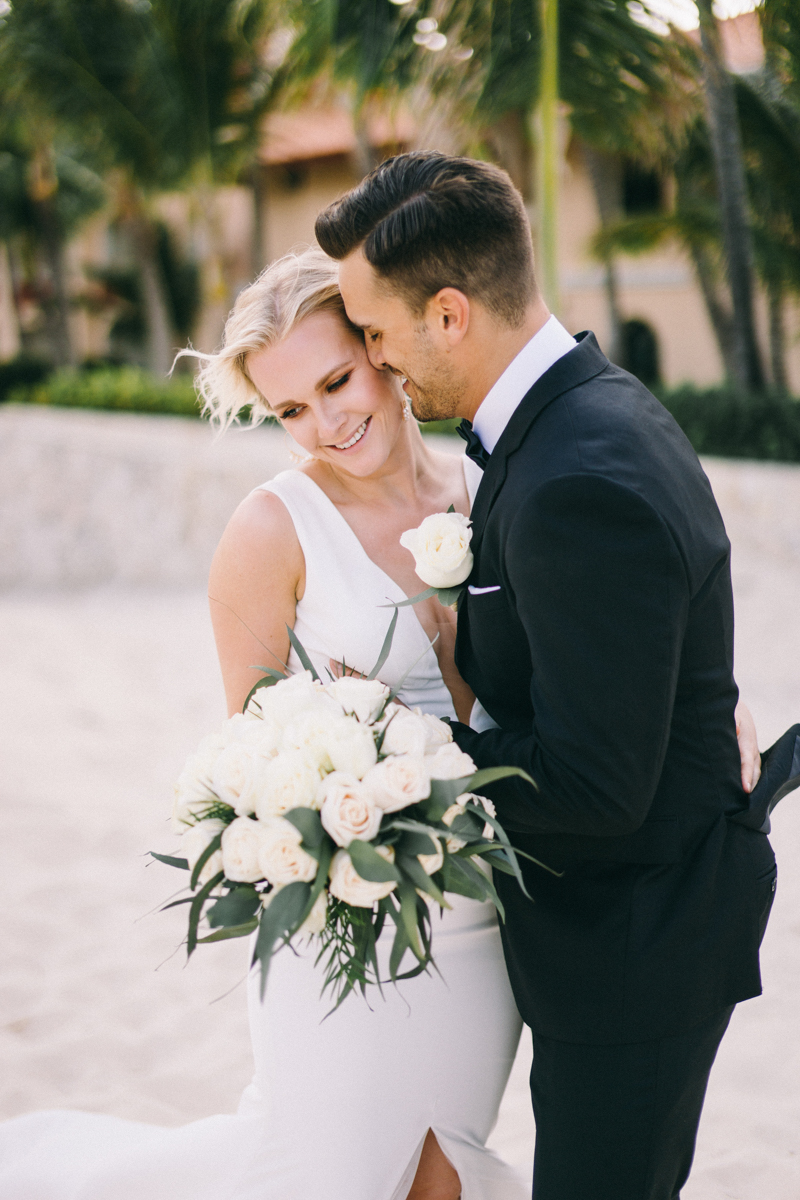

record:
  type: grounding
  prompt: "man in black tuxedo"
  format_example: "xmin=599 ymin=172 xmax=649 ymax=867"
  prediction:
xmin=316 ymin=152 xmax=775 ymax=1199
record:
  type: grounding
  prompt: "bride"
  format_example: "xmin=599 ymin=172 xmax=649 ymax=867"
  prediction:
xmin=0 ymin=248 xmax=526 ymax=1200
xmin=0 ymin=246 xmax=760 ymax=1200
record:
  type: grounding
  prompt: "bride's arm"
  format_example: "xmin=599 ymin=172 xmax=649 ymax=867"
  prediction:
xmin=208 ymin=489 xmax=305 ymax=717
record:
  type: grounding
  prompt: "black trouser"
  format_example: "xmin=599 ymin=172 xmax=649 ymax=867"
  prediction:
xmin=529 ymin=1005 xmax=735 ymax=1200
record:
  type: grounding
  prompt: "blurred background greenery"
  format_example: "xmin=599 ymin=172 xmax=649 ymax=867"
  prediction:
xmin=0 ymin=0 xmax=799 ymax=459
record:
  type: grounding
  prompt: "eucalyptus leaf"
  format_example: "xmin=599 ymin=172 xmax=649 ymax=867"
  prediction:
xmin=190 ymin=832 xmax=223 ymax=892
xmin=206 ymin=886 xmax=260 ymax=929
xmin=284 ymin=807 xmax=326 ymax=852
xmin=198 ymin=919 xmax=259 ymax=943
xmin=467 ymin=765 xmax=538 ymax=793
xmin=441 ymin=855 xmax=489 ymax=902
xmin=379 ymin=587 xmax=437 ymax=609
xmin=150 ymin=851 xmax=189 ymax=870
xmin=347 ymin=838 xmax=402 ymax=883
xmin=253 ymin=881 xmax=312 ymax=999
xmin=397 ymin=880 xmax=424 ymax=960
xmin=397 ymin=830 xmax=438 ymax=857
xmin=398 ymin=854 xmax=448 ymax=908
xmin=367 ymin=607 xmax=398 ymax=680
xmin=285 ymin=624 xmax=320 ymax=682
xmin=187 ymin=870 xmax=225 ymax=957
xmin=436 ymin=585 xmax=465 ymax=608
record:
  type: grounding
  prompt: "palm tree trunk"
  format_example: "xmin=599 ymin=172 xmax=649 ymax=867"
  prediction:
xmin=696 ymin=0 xmax=764 ymax=391
xmin=767 ymin=280 xmax=787 ymax=391
xmin=127 ymin=212 xmax=175 ymax=377
xmin=582 ymin=145 xmax=624 ymax=363
xmin=535 ymin=0 xmax=560 ymax=316
xmin=688 ymin=241 xmax=738 ymax=377
xmin=29 ymin=147 xmax=72 ymax=367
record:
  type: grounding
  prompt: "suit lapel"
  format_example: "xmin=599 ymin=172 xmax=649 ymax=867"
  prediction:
xmin=468 ymin=331 xmax=609 ymax=539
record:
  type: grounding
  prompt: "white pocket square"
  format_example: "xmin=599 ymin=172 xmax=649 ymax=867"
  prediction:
xmin=468 ymin=584 xmax=501 ymax=595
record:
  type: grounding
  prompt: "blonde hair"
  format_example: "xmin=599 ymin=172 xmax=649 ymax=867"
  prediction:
xmin=179 ymin=247 xmax=348 ymax=430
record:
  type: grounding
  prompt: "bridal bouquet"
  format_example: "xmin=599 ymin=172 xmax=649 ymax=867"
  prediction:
xmin=152 ymin=625 xmax=538 ymax=1007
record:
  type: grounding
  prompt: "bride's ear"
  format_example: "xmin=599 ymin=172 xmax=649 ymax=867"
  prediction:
xmin=426 ymin=288 xmax=470 ymax=348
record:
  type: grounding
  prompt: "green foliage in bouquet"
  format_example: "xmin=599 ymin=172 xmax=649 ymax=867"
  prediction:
xmin=152 ymin=623 xmax=553 ymax=1011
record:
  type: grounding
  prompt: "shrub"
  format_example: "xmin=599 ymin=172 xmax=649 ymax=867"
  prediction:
xmin=659 ymin=385 xmax=800 ymax=463
xmin=0 ymin=354 xmax=52 ymax=402
xmin=9 ymin=366 xmax=201 ymax=417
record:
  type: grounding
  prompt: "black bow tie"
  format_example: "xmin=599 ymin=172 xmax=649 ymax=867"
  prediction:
xmin=457 ymin=420 xmax=490 ymax=471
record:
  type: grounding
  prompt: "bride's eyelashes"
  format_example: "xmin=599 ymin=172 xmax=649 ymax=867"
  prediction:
xmin=326 ymin=372 xmax=351 ymax=393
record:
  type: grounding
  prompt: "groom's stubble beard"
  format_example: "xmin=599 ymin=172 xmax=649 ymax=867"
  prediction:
xmin=400 ymin=324 xmax=466 ymax=423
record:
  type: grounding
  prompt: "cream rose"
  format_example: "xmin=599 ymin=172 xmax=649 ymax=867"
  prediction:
xmin=326 ymin=676 xmax=390 ymax=724
xmin=171 ymin=739 xmax=223 ymax=832
xmin=327 ymin=720 xmax=379 ymax=779
xmin=182 ymin=819 xmax=226 ymax=886
xmin=319 ymin=772 xmax=383 ymax=846
xmin=399 ymin=511 xmax=473 ymax=589
xmin=220 ymin=815 xmax=264 ymax=883
xmin=226 ymin=711 xmax=283 ymax=756
xmin=363 ymin=755 xmax=431 ymax=813
xmin=253 ymin=750 xmax=323 ymax=819
xmin=418 ymin=835 xmax=444 ymax=875
xmin=425 ymin=742 xmax=477 ymax=780
xmin=459 ymin=792 xmax=496 ymax=841
xmin=379 ymin=707 xmax=429 ymax=758
xmin=257 ymin=816 xmax=318 ymax=884
xmin=328 ymin=846 xmax=397 ymax=907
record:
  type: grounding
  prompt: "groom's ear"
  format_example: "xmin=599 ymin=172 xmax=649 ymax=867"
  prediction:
xmin=426 ymin=288 xmax=470 ymax=348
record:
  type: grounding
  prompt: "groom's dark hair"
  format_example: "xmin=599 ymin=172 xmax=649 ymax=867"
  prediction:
xmin=315 ymin=151 xmax=536 ymax=328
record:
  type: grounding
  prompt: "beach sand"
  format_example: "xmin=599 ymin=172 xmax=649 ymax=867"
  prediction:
xmin=1 ymin=477 xmax=798 ymax=1197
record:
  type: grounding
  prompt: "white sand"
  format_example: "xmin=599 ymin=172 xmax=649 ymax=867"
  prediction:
xmin=1 ymin=460 xmax=799 ymax=1197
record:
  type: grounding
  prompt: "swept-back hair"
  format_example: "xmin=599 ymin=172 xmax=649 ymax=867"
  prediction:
xmin=177 ymin=247 xmax=347 ymax=429
xmin=315 ymin=151 xmax=536 ymax=327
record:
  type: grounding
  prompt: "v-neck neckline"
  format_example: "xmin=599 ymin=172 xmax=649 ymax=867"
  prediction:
xmin=290 ymin=458 xmax=472 ymax=652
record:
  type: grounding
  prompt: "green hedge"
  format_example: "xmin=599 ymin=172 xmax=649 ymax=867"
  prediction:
xmin=9 ymin=366 xmax=201 ymax=417
xmin=658 ymin=385 xmax=800 ymax=463
xmin=6 ymin=363 xmax=800 ymax=463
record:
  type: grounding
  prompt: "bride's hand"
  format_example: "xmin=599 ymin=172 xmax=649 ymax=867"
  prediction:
xmin=735 ymin=700 xmax=761 ymax=793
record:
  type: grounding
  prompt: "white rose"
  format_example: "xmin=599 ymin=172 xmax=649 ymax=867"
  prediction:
xmin=416 ymin=710 xmax=454 ymax=754
xmin=226 ymin=711 xmax=283 ymax=756
xmin=212 ymin=743 xmax=261 ymax=812
xmin=399 ymin=511 xmax=473 ymax=589
xmin=253 ymin=750 xmax=323 ymax=819
xmin=221 ymin=816 xmax=264 ymax=883
xmin=298 ymin=889 xmax=328 ymax=935
xmin=327 ymin=719 xmax=378 ymax=779
xmin=256 ymin=671 xmax=341 ymax=728
xmin=326 ymin=676 xmax=390 ymax=724
xmin=425 ymin=742 xmax=476 ymax=780
xmin=418 ymin=835 xmax=444 ymax=875
xmin=257 ymin=815 xmax=318 ymax=884
xmin=182 ymin=819 xmax=226 ymax=886
xmin=283 ymin=709 xmax=351 ymax=771
xmin=328 ymin=846 xmax=397 ymax=907
xmin=171 ymin=739 xmax=223 ymax=832
xmin=363 ymin=755 xmax=431 ymax=813
xmin=319 ymin=773 xmax=383 ymax=846
xmin=379 ymin=707 xmax=429 ymax=758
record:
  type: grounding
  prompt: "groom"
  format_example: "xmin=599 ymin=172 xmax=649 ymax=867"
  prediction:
xmin=315 ymin=153 xmax=777 ymax=1199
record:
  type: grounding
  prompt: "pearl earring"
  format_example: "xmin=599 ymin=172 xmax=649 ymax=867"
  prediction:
xmin=402 ymin=397 xmax=412 ymax=422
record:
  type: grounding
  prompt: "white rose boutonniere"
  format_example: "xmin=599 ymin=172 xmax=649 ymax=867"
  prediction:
xmin=399 ymin=508 xmax=473 ymax=608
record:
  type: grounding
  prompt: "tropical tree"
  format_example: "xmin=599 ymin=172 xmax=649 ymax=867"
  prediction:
xmin=1 ymin=0 xmax=279 ymax=373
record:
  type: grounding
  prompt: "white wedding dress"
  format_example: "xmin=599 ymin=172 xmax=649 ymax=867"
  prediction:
xmin=0 ymin=465 xmax=527 ymax=1200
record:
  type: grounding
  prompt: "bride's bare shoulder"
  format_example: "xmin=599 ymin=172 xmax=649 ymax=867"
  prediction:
xmin=211 ymin=485 xmax=303 ymax=589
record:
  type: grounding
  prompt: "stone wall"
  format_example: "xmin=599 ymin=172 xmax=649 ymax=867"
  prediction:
xmin=1 ymin=404 xmax=799 ymax=589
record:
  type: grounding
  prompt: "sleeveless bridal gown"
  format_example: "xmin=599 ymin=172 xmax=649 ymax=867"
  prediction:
xmin=0 ymin=465 xmax=526 ymax=1200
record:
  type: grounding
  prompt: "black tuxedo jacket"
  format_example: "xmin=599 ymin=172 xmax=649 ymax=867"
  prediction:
xmin=453 ymin=332 xmax=776 ymax=1044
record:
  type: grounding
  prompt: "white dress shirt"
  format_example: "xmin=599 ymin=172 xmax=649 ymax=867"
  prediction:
xmin=471 ymin=315 xmax=577 ymax=455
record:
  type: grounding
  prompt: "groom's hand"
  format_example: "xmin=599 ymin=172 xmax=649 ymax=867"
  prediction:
xmin=735 ymin=701 xmax=761 ymax=793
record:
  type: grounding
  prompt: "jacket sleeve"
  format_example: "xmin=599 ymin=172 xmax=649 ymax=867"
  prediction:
xmin=452 ymin=473 xmax=691 ymax=837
